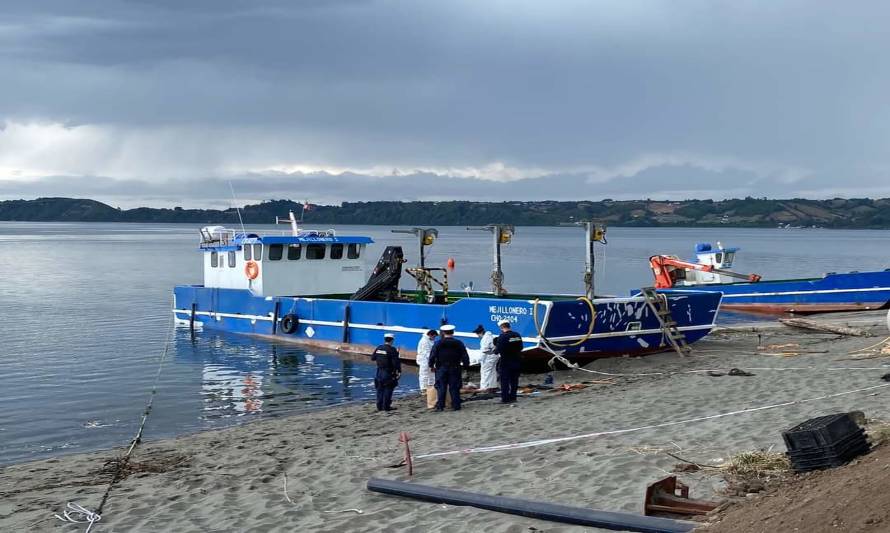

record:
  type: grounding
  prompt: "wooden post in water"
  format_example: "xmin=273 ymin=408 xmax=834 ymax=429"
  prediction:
xmin=342 ymin=304 xmax=351 ymax=343
xmin=189 ymin=303 xmax=197 ymax=340
xmin=271 ymin=301 xmax=281 ymax=335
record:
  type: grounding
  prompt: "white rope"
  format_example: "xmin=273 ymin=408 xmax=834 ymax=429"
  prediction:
xmin=52 ymin=315 xmax=175 ymax=532
xmin=546 ymin=353 xmax=889 ymax=377
xmin=54 ymin=503 xmax=101 ymax=533
xmin=414 ymin=382 xmax=890 ymax=460
xmin=283 ymin=471 xmax=296 ymax=505
xmin=284 ymin=470 xmax=364 ymax=514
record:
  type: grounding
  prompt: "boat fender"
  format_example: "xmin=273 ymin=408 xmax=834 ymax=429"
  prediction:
xmin=281 ymin=314 xmax=299 ymax=334
xmin=244 ymin=260 xmax=260 ymax=280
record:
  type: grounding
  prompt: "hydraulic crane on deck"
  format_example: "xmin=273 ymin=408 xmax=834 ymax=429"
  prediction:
xmin=649 ymin=255 xmax=762 ymax=289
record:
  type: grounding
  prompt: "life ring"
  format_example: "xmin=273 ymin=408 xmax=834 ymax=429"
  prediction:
xmin=280 ymin=314 xmax=299 ymax=334
xmin=244 ymin=260 xmax=260 ymax=280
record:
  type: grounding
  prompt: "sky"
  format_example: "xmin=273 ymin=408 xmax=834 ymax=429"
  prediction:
xmin=1 ymin=1 xmax=890 ymax=208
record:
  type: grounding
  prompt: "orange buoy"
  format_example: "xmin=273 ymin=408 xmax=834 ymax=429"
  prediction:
xmin=244 ymin=260 xmax=260 ymax=280
xmin=447 ymin=257 xmax=456 ymax=270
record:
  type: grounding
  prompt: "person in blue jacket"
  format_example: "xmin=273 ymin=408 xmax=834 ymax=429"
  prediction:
xmin=428 ymin=324 xmax=470 ymax=411
xmin=371 ymin=333 xmax=401 ymax=411
xmin=494 ymin=320 xmax=523 ymax=403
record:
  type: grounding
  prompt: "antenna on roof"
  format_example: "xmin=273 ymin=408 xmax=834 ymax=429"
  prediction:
xmin=228 ymin=181 xmax=246 ymax=234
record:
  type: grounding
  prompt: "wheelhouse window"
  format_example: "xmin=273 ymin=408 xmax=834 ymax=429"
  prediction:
xmin=252 ymin=244 xmax=262 ymax=261
xmin=243 ymin=245 xmax=252 ymax=261
xmin=715 ymin=252 xmax=723 ymax=264
xmin=330 ymin=243 xmax=344 ymax=259
xmin=228 ymin=251 xmax=236 ymax=268
xmin=268 ymin=244 xmax=284 ymax=261
xmin=306 ymin=244 xmax=326 ymax=260
xmin=347 ymin=243 xmax=360 ymax=259
xmin=210 ymin=251 xmax=219 ymax=267
xmin=287 ymin=244 xmax=302 ymax=260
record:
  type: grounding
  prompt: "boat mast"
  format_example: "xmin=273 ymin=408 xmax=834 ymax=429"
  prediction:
xmin=275 ymin=210 xmax=301 ymax=236
xmin=467 ymin=224 xmax=514 ymax=296
xmin=583 ymin=222 xmax=607 ymax=299
xmin=391 ymin=228 xmax=439 ymax=299
xmin=391 ymin=227 xmax=438 ymax=268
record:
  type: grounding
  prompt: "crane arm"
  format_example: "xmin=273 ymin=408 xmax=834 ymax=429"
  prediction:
xmin=649 ymin=255 xmax=762 ymax=288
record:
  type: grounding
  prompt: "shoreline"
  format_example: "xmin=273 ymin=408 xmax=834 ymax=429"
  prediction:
xmin=4 ymin=312 xmax=890 ymax=532
xmin=5 ymin=198 xmax=890 ymax=230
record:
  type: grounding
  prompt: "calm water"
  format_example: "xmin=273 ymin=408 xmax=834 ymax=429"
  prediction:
xmin=1 ymin=222 xmax=888 ymax=465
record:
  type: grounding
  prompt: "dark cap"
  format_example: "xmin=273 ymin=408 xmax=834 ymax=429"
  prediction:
xmin=427 ymin=329 xmax=438 ymax=336
xmin=472 ymin=324 xmax=486 ymax=335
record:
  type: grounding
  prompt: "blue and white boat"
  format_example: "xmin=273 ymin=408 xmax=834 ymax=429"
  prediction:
xmin=645 ymin=242 xmax=890 ymax=314
xmin=173 ymin=215 xmax=722 ymax=364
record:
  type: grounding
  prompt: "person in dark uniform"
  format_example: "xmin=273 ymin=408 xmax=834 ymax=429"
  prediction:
xmin=371 ymin=333 xmax=401 ymax=412
xmin=494 ymin=319 xmax=523 ymax=403
xmin=428 ymin=324 xmax=470 ymax=411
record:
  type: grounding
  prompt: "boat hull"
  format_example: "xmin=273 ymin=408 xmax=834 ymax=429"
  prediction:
xmin=173 ymin=287 xmax=722 ymax=365
xmin=647 ymin=270 xmax=890 ymax=314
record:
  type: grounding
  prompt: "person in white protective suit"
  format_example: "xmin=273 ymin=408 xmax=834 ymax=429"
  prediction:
xmin=416 ymin=329 xmax=438 ymax=394
xmin=473 ymin=324 xmax=498 ymax=392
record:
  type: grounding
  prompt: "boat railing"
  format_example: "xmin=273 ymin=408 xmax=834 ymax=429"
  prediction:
xmin=256 ymin=229 xmax=338 ymax=238
xmin=199 ymin=226 xmax=236 ymax=248
xmin=199 ymin=226 xmax=338 ymax=248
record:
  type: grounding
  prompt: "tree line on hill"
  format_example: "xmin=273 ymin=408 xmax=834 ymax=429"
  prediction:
xmin=1 ymin=196 xmax=890 ymax=228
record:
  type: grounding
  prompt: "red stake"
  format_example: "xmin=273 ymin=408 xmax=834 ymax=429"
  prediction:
xmin=399 ymin=432 xmax=413 ymax=476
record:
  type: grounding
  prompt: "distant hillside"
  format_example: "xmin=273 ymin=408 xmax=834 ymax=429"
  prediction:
xmin=2 ymin=197 xmax=890 ymax=228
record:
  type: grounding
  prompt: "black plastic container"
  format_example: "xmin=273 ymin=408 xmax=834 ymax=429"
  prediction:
xmin=786 ymin=429 xmax=867 ymax=459
xmin=782 ymin=413 xmax=861 ymax=451
xmin=783 ymin=413 xmax=870 ymax=472
xmin=788 ymin=442 xmax=870 ymax=472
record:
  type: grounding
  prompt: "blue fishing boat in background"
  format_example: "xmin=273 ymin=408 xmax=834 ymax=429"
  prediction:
xmin=645 ymin=242 xmax=890 ymax=314
xmin=173 ymin=213 xmax=722 ymax=364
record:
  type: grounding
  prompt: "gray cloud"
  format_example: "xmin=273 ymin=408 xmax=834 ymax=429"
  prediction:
xmin=1 ymin=1 xmax=890 ymax=203
xmin=3 ymin=165 xmax=888 ymax=210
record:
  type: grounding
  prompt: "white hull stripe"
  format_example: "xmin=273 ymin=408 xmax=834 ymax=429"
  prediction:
xmin=670 ymin=286 xmax=890 ymax=299
xmin=542 ymin=323 xmax=714 ymax=342
xmin=172 ymin=309 xmax=715 ymax=344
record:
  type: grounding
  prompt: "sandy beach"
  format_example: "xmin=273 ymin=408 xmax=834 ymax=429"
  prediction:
xmin=3 ymin=311 xmax=890 ymax=532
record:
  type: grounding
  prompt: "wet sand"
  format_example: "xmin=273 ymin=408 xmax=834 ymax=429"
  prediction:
xmin=3 ymin=311 xmax=890 ymax=532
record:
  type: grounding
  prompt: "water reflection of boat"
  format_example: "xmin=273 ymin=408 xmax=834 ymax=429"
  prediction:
xmin=201 ymin=364 xmax=264 ymax=414
xmin=179 ymin=336 xmax=398 ymax=418
xmin=173 ymin=213 xmax=722 ymax=364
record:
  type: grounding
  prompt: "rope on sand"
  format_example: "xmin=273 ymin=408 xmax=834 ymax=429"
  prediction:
xmin=283 ymin=471 xmax=297 ymax=505
xmin=414 ymin=382 xmax=890 ymax=460
xmin=849 ymin=336 xmax=890 ymax=354
xmin=54 ymin=315 xmax=175 ymax=532
xmin=546 ymin=352 xmax=888 ymax=377
xmin=284 ymin=470 xmax=364 ymax=514
xmin=54 ymin=503 xmax=102 ymax=533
